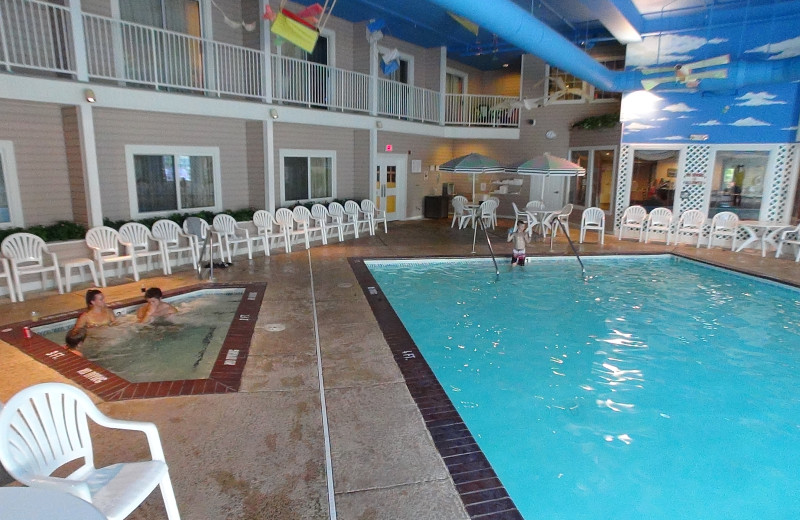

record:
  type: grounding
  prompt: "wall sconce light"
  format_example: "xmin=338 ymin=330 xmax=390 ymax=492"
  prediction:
xmin=527 ymin=119 xmax=536 ymax=126
xmin=84 ymin=89 xmax=96 ymax=103
xmin=376 ymin=120 xmax=383 ymax=129
xmin=269 ymin=108 xmax=278 ymax=120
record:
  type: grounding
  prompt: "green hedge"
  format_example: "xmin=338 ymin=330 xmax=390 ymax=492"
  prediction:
xmin=0 ymin=201 xmax=355 ymax=243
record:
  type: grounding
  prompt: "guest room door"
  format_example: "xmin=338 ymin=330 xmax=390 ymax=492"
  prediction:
xmin=374 ymin=154 xmax=407 ymax=221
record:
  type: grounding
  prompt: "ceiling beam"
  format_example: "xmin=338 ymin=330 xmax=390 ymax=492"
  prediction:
xmin=577 ymin=0 xmax=643 ymax=44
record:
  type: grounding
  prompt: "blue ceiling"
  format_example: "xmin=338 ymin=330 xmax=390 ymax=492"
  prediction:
xmin=288 ymin=0 xmax=800 ymax=70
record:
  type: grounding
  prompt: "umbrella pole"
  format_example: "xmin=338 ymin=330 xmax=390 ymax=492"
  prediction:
xmin=472 ymin=174 xmax=476 ymax=203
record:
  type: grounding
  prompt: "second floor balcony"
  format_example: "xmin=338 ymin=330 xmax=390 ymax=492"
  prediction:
xmin=0 ymin=0 xmax=520 ymax=128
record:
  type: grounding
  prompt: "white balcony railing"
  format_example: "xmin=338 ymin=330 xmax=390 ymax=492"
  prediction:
xmin=1 ymin=0 xmax=519 ymax=128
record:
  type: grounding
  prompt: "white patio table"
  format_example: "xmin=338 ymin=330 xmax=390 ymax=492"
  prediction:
xmin=0 ymin=487 xmax=105 ymax=519
xmin=734 ymin=220 xmax=792 ymax=257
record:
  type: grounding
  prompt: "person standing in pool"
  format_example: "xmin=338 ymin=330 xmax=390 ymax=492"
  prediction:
xmin=507 ymin=221 xmax=531 ymax=266
xmin=73 ymin=289 xmax=116 ymax=331
xmin=137 ymin=287 xmax=178 ymax=323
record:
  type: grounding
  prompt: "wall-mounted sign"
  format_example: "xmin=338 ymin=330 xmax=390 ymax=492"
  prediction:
xmin=385 ymin=144 xmax=393 ymax=152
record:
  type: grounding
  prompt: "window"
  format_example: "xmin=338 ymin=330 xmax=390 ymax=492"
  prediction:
xmin=125 ymin=146 xmax=221 ymax=218
xmin=709 ymin=150 xmax=769 ymax=219
xmin=546 ymin=57 xmax=624 ymax=104
xmin=280 ymin=150 xmax=336 ymax=203
xmin=0 ymin=141 xmax=23 ymax=228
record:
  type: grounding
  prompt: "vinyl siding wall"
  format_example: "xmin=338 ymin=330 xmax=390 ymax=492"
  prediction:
xmin=0 ymin=100 xmax=73 ymax=226
xmin=92 ymin=108 xmax=250 ymax=220
xmin=245 ymin=121 xmax=266 ymax=208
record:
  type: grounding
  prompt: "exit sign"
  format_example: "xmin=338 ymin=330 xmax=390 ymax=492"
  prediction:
xmin=385 ymin=144 xmax=393 ymax=152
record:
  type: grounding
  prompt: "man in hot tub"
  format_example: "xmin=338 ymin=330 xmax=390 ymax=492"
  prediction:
xmin=137 ymin=287 xmax=178 ymax=323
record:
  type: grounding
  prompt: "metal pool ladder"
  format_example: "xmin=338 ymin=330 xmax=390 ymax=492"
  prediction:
xmin=554 ymin=218 xmax=586 ymax=278
xmin=472 ymin=216 xmax=500 ymax=279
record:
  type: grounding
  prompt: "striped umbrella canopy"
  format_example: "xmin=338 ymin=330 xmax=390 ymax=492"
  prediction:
xmin=505 ymin=153 xmax=586 ymax=199
xmin=438 ymin=153 xmax=504 ymax=202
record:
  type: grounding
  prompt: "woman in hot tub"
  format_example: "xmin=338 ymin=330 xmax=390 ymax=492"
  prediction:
xmin=73 ymin=289 xmax=117 ymax=330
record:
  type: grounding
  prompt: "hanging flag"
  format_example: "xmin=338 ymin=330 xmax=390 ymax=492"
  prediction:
xmin=381 ymin=59 xmax=400 ymax=75
xmin=271 ymin=9 xmax=319 ymax=53
xmin=262 ymin=5 xmax=276 ymax=21
xmin=297 ymin=3 xmax=324 ymax=19
xmin=448 ymin=12 xmax=479 ymax=36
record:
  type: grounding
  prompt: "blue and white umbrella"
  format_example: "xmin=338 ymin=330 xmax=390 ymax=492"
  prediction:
xmin=438 ymin=153 xmax=504 ymax=202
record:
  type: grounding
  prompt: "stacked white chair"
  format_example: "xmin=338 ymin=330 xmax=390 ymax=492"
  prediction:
xmin=183 ymin=217 xmax=225 ymax=265
xmin=85 ymin=226 xmax=140 ymax=287
xmin=0 ymin=233 xmax=63 ymax=301
xmin=0 ymin=257 xmax=16 ymax=302
xmin=344 ymin=200 xmax=371 ymax=235
xmin=580 ymin=207 xmax=605 ymax=244
xmin=312 ymin=204 xmax=344 ymax=242
xmin=643 ymin=207 xmax=673 ymax=243
xmin=478 ymin=199 xmax=498 ymax=230
xmin=253 ymin=210 xmax=285 ymax=255
xmin=293 ymin=205 xmax=326 ymax=247
xmin=672 ymin=209 xmax=706 ymax=247
xmin=451 ymin=196 xmax=475 ymax=229
xmin=775 ymin=223 xmax=800 ymax=262
xmin=152 ymin=220 xmax=198 ymax=273
xmin=120 ymin=222 xmax=169 ymax=276
xmin=618 ymin=205 xmax=647 ymax=241
xmin=275 ymin=208 xmax=300 ymax=253
xmin=213 ymin=214 xmax=253 ymax=261
xmin=707 ymin=211 xmax=739 ymax=250
xmin=0 ymin=382 xmax=181 ymax=520
xmin=328 ymin=202 xmax=358 ymax=238
xmin=361 ymin=199 xmax=388 ymax=234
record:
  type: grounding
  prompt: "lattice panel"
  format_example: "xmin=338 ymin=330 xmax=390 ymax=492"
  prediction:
xmin=614 ymin=145 xmax=632 ymax=231
xmin=676 ymin=145 xmax=710 ymax=216
xmin=765 ymin=144 xmax=797 ymax=222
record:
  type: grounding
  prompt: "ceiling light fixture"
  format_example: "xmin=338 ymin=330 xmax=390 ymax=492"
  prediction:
xmin=84 ymin=89 xmax=96 ymax=103
xmin=269 ymin=108 xmax=278 ymax=120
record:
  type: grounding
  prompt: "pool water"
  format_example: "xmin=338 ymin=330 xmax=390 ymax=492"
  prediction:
xmin=35 ymin=289 xmax=243 ymax=383
xmin=366 ymin=256 xmax=800 ymax=520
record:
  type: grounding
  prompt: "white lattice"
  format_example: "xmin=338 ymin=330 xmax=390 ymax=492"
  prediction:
xmin=614 ymin=145 xmax=632 ymax=231
xmin=676 ymin=145 xmax=710 ymax=216
xmin=765 ymin=144 xmax=797 ymax=222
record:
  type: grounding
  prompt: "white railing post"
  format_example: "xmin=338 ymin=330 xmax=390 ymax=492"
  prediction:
xmin=107 ymin=1 xmax=125 ymax=84
xmin=67 ymin=0 xmax=88 ymax=80
xmin=260 ymin=0 xmax=272 ymax=103
xmin=201 ymin=0 xmax=216 ymax=95
xmin=0 ymin=2 xmax=10 ymax=71
xmin=438 ymin=46 xmax=446 ymax=125
xmin=369 ymin=40 xmax=378 ymax=116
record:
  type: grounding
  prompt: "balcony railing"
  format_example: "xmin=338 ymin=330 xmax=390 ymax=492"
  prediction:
xmin=1 ymin=0 xmax=519 ymax=128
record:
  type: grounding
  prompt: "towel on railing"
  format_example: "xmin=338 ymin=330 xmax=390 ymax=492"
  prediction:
xmin=271 ymin=10 xmax=319 ymax=53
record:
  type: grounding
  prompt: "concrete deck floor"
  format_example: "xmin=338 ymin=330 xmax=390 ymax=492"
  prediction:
xmin=2 ymin=218 xmax=799 ymax=519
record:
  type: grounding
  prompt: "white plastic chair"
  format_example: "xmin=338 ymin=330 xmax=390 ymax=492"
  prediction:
xmin=618 ymin=205 xmax=647 ymax=241
xmin=643 ymin=207 xmax=673 ymax=243
xmin=511 ymin=202 xmax=534 ymax=230
xmin=183 ymin=217 xmax=225 ymax=264
xmin=151 ymin=220 xmax=199 ymax=273
xmin=478 ymin=199 xmax=498 ymax=230
xmin=0 ymin=257 xmax=18 ymax=302
xmin=213 ymin=214 xmax=253 ymax=261
xmin=0 ymin=382 xmax=180 ymax=520
xmin=311 ymin=204 xmax=343 ymax=242
xmin=452 ymin=197 xmax=475 ymax=230
xmin=293 ymin=205 xmax=327 ymax=247
xmin=775 ymin=223 xmax=800 ymax=262
xmin=85 ymin=227 xmax=140 ymax=287
xmin=707 ymin=211 xmax=739 ymax=250
xmin=253 ymin=210 xmax=285 ymax=255
xmin=120 ymin=222 xmax=169 ymax=276
xmin=580 ymin=207 xmax=605 ymax=244
xmin=488 ymin=196 xmax=500 ymax=227
xmin=672 ymin=209 xmax=706 ymax=247
xmin=275 ymin=208 xmax=301 ymax=253
xmin=344 ymin=200 xmax=371 ymax=235
xmin=328 ymin=202 xmax=358 ymax=238
xmin=361 ymin=199 xmax=388 ymax=234
xmin=1 ymin=233 xmax=63 ymax=301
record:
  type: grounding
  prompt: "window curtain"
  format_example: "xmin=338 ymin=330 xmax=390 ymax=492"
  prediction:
xmin=134 ymin=155 xmax=177 ymax=212
xmin=285 ymin=157 xmax=309 ymax=201
xmin=0 ymin=156 xmax=9 ymax=223
xmin=310 ymin=157 xmax=331 ymax=198
xmin=179 ymin=156 xmax=214 ymax=208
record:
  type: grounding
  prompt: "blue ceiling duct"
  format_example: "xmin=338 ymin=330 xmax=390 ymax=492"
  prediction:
xmin=426 ymin=0 xmax=800 ymax=92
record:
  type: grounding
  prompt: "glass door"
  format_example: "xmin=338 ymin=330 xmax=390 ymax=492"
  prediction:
xmin=375 ymin=154 xmax=406 ymax=220
xmin=568 ymin=148 xmax=616 ymax=212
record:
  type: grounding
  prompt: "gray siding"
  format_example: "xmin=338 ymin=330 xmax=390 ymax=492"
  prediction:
xmin=271 ymin=123 xmax=357 ymax=205
xmin=212 ymin=0 xmax=244 ymax=46
xmin=0 ymin=100 xmax=73 ymax=226
xmin=245 ymin=121 xmax=265 ymax=208
xmin=61 ymin=106 xmax=89 ymax=226
xmin=82 ymin=0 xmax=112 ymax=17
xmin=93 ymin=108 xmax=250 ymax=220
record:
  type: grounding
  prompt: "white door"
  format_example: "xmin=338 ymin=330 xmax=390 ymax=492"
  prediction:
xmin=375 ymin=154 xmax=407 ymax=220
xmin=530 ymin=176 xmax=566 ymax=209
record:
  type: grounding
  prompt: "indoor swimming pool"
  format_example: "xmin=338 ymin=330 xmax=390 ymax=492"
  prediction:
xmin=365 ymin=255 xmax=800 ymax=520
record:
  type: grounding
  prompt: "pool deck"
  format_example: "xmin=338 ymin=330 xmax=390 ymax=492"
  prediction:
xmin=1 ymin=218 xmax=799 ymax=519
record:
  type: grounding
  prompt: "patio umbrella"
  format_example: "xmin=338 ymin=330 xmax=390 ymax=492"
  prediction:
xmin=438 ymin=153 xmax=504 ymax=202
xmin=505 ymin=153 xmax=586 ymax=200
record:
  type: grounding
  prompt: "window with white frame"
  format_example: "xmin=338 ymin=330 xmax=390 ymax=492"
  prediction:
xmin=125 ymin=146 xmax=221 ymax=218
xmin=280 ymin=150 xmax=336 ymax=203
xmin=0 ymin=141 xmax=23 ymax=228
xmin=546 ymin=57 xmax=625 ymax=104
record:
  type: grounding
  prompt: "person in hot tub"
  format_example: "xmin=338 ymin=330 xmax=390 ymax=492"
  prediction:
xmin=73 ymin=289 xmax=117 ymax=330
xmin=137 ymin=287 xmax=178 ymax=323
